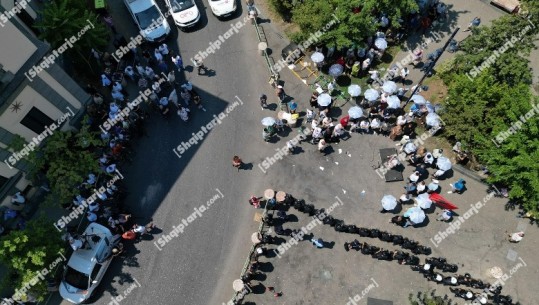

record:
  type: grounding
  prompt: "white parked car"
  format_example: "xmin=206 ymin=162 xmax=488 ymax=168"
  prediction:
xmin=124 ymin=0 xmax=171 ymax=42
xmin=208 ymin=0 xmax=237 ymax=18
xmin=59 ymin=223 xmax=120 ymax=304
xmin=166 ymin=0 xmax=201 ymax=29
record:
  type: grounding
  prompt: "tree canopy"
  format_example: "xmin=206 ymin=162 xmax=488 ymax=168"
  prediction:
xmin=439 ymin=2 xmax=539 ymax=214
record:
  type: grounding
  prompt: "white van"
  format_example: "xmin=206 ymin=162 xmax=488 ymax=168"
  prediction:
xmin=124 ymin=0 xmax=171 ymax=42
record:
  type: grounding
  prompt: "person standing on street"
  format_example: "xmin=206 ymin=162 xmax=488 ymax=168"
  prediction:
xmin=260 ymin=94 xmax=268 ymax=110
xmin=194 ymin=59 xmax=206 ymax=75
xmin=103 ymin=14 xmax=117 ymax=34
xmin=171 ymin=52 xmax=184 ymax=72
xmin=232 ymin=156 xmax=243 ymax=171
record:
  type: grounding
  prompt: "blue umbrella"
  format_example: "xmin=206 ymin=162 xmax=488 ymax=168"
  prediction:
xmin=364 ymin=89 xmax=379 ymax=101
xmin=329 ymin=64 xmax=344 ymax=77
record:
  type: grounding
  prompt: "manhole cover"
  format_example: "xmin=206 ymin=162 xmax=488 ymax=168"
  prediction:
xmin=506 ymin=249 xmax=518 ymax=262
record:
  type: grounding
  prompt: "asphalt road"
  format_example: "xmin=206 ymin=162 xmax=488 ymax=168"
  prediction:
xmin=87 ymin=1 xmax=278 ymax=305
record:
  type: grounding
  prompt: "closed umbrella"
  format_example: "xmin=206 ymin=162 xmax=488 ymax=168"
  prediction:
xmin=405 ymin=206 xmax=426 ymax=224
xmin=348 ymin=106 xmax=363 ymax=119
xmin=364 ymin=89 xmax=380 ymax=101
xmin=411 ymin=94 xmax=426 ymax=105
xmin=381 ymin=195 xmax=398 ymax=210
xmin=317 ymin=93 xmax=332 ymax=107
xmin=382 ymin=81 xmax=397 ymax=94
xmin=261 ymin=117 xmax=276 ymax=126
xmin=311 ymin=52 xmax=325 ymax=63
xmin=375 ymin=38 xmax=388 ymax=50
xmin=348 ymin=84 xmax=362 ymax=97
xmin=387 ymin=95 xmax=401 ymax=109
xmin=329 ymin=64 xmax=344 ymax=77
xmin=436 ymin=156 xmax=452 ymax=171
xmin=416 ymin=193 xmax=432 ymax=209
xmin=426 ymin=113 xmax=441 ymax=127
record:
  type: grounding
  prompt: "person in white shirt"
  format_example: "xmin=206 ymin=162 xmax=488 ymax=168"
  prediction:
xmin=111 ymin=90 xmax=124 ymax=101
xmin=124 ymin=66 xmax=135 ymax=81
xmin=145 ymin=66 xmax=155 ymax=79
xmin=417 ymin=181 xmax=426 ymax=194
xmin=359 ymin=120 xmax=370 ymax=133
xmin=87 ymin=212 xmax=97 ymax=222
xmin=154 ymin=48 xmax=163 ymax=62
xmin=508 ymin=232 xmax=524 ymax=243
xmin=11 ymin=192 xmax=25 ymax=205
xmin=400 ymin=67 xmax=409 ymax=84
xmin=158 ymin=43 xmax=169 ymax=55
xmin=69 ymin=237 xmax=84 ymax=251
xmin=136 ymin=64 xmax=145 ymax=77
xmin=436 ymin=209 xmax=452 ymax=222
xmin=112 ymin=81 xmax=122 ymax=92
xmin=409 ymin=171 xmax=420 ymax=183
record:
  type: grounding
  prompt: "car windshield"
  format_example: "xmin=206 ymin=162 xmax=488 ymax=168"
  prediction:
xmin=171 ymin=0 xmax=195 ymax=12
xmin=135 ymin=6 xmax=162 ymax=29
xmin=64 ymin=266 xmax=89 ymax=290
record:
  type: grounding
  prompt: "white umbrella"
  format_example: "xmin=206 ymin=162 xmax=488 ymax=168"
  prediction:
xmin=381 ymin=195 xmax=398 ymax=210
xmin=311 ymin=52 xmax=325 ymax=63
xmin=428 ymin=182 xmax=439 ymax=192
xmin=386 ymin=95 xmax=401 ymax=109
xmin=382 ymin=81 xmax=397 ymax=94
xmin=405 ymin=206 xmax=426 ymax=224
xmin=317 ymin=93 xmax=332 ymax=107
xmin=416 ymin=193 xmax=432 ymax=209
xmin=375 ymin=38 xmax=388 ymax=50
xmin=411 ymin=94 xmax=426 ymax=105
xmin=364 ymin=89 xmax=379 ymax=101
xmin=261 ymin=117 xmax=276 ymax=126
xmin=348 ymin=106 xmax=363 ymax=119
xmin=436 ymin=156 xmax=452 ymax=171
xmin=233 ymin=279 xmax=245 ymax=292
xmin=329 ymin=64 xmax=344 ymax=77
xmin=403 ymin=142 xmax=417 ymax=154
xmin=348 ymin=84 xmax=362 ymax=97
xmin=370 ymin=118 xmax=381 ymax=129
xmin=426 ymin=113 xmax=441 ymax=127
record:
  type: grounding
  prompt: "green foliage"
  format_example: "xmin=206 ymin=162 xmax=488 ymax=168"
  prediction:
xmin=285 ymin=0 xmax=418 ymax=48
xmin=408 ymin=291 xmax=450 ymax=305
xmin=439 ymin=7 xmax=539 ymax=213
xmin=27 ymin=124 xmax=103 ymax=207
xmin=0 ymin=216 xmax=65 ymax=301
xmin=34 ymin=0 xmax=108 ymax=70
xmin=5 ymin=135 xmax=28 ymax=153
xmin=268 ymin=0 xmax=294 ymax=19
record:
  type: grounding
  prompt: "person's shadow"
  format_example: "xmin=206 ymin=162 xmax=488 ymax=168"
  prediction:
xmin=240 ymin=163 xmax=254 ymax=171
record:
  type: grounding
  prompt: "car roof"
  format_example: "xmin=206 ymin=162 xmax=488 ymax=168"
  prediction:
xmin=126 ymin=0 xmax=155 ymax=13
xmin=67 ymin=223 xmax=113 ymax=275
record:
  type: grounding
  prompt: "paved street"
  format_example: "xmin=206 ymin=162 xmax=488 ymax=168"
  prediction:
xmin=49 ymin=0 xmax=538 ymax=305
